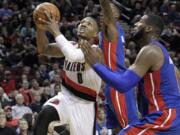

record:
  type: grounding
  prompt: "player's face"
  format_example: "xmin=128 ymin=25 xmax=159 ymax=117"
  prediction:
xmin=132 ymin=16 xmax=147 ymax=41
xmin=77 ymin=17 xmax=98 ymax=40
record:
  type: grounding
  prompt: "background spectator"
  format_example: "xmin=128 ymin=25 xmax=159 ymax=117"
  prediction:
xmin=4 ymin=105 xmax=19 ymax=130
xmin=1 ymin=70 xmax=16 ymax=96
xmin=16 ymin=118 xmax=32 ymax=135
xmin=12 ymin=94 xmax=32 ymax=119
xmin=0 ymin=87 xmax=11 ymax=108
xmin=29 ymin=92 xmax=42 ymax=113
xmin=19 ymin=80 xmax=33 ymax=106
xmin=0 ymin=108 xmax=16 ymax=135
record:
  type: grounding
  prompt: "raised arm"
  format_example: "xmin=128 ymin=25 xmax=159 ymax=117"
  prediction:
xmin=38 ymin=12 xmax=84 ymax=62
xmin=36 ymin=28 xmax=64 ymax=57
xmin=99 ymin=0 xmax=118 ymax=41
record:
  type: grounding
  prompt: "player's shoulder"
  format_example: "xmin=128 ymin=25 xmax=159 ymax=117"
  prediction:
xmin=137 ymin=44 xmax=163 ymax=66
xmin=140 ymin=44 xmax=161 ymax=56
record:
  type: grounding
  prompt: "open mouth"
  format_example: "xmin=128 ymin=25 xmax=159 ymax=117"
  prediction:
xmin=80 ymin=26 xmax=86 ymax=30
xmin=80 ymin=28 xmax=85 ymax=31
xmin=79 ymin=27 xmax=87 ymax=33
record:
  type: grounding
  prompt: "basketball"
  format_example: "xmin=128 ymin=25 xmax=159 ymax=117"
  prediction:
xmin=33 ymin=2 xmax=60 ymax=28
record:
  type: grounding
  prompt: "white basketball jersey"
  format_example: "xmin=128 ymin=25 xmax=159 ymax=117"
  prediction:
xmin=63 ymin=43 xmax=102 ymax=94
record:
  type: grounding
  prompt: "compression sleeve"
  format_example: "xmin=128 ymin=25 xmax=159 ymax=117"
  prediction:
xmin=93 ymin=63 xmax=141 ymax=92
xmin=55 ymin=34 xmax=84 ymax=62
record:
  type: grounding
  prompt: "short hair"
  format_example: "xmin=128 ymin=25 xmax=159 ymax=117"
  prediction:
xmin=15 ymin=93 xmax=24 ymax=100
xmin=88 ymin=16 xmax=98 ymax=23
xmin=23 ymin=113 xmax=33 ymax=129
xmin=145 ymin=14 xmax=165 ymax=35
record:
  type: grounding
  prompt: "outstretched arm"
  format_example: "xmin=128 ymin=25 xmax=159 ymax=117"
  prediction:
xmin=93 ymin=64 xmax=141 ymax=92
xmin=36 ymin=28 xmax=64 ymax=57
xmin=81 ymin=42 xmax=163 ymax=92
xmin=99 ymin=0 xmax=118 ymax=41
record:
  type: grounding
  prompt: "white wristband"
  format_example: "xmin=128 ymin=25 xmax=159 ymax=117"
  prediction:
xmin=55 ymin=34 xmax=84 ymax=62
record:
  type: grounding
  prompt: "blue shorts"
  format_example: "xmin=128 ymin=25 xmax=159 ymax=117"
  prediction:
xmin=118 ymin=107 xmax=180 ymax=135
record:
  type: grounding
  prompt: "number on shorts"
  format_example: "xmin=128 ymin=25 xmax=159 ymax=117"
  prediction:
xmin=77 ymin=73 xmax=83 ymax=84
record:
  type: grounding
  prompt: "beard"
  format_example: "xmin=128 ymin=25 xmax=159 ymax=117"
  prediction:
xmin=131 ymin=27 xmax=145 ymax=43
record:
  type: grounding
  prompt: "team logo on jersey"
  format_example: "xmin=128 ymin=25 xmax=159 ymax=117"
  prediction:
xmin=50 ymin=99 xmax=60 ymax=105
xmin=64 ymin=60 xmax=85 ymax=72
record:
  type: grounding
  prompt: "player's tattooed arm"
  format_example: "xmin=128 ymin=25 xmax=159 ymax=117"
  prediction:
xmin=36 ymin=28 xmax=64 ymax=58
xmin=99 ymin=0 xmax=118 ymax=41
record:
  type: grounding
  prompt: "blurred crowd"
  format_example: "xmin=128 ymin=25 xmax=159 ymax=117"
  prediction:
xmin=0 ymin=0 xmax=179 ymax=135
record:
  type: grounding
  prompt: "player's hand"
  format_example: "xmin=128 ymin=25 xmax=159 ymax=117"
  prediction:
xmin=38 ymin=11 xmax=61 ymax=37
xmin=35 ymin=22 xmax=46 ymax=30
xmin=79 ymin=39 xmax=101 ymax=67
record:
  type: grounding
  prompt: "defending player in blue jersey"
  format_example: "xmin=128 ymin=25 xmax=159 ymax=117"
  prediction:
xmin=98 ymin=0 xmax=139 ymax=130
xmin=81 ymin=14 xmax=180 ymax=135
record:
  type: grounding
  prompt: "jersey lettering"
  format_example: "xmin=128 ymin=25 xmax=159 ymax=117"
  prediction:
xmin=64 ymin=60 xmax=85 ymax=72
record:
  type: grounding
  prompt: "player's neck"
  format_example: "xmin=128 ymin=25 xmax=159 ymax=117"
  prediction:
xmin=78 ymin=38 xmax=94 ymax=45
xmin=150 ymin=34 xmax=160 ymax=42
xmin=140 ymin=34 xmax=159 ymax=47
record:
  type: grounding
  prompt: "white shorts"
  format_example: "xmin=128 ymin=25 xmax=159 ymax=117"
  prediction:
xmin=44 ymin=85 xmax=96 ymax=135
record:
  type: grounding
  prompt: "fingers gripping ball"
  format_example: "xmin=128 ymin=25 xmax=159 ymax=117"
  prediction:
xmin=33 ymin=2 xmax=60 ymax=29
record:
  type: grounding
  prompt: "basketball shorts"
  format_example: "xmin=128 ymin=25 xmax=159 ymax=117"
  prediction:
xmin=44 ymin=85 xmax=96 ymax=135
xmin=118 ymin=107 xmax=180 ymax=135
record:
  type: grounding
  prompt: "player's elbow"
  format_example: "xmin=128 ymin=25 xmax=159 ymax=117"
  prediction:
xmin=111 ymin=81 xmax=133 ymax=93
xmin=116 ymin=86 xmax=131 ymax=93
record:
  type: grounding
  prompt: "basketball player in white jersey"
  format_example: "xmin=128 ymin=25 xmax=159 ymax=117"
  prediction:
xmin=33 ymin=12 xmax=102 ymax=135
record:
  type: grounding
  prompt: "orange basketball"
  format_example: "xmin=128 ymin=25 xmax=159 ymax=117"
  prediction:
xmin=33 ymin=2 xmax=60 ymax=28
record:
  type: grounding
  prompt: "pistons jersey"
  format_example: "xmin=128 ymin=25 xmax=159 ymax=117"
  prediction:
xmin=138 ymin=40 xmax=180 ymax=116
xmin=99 ymin=22 xmax=139 ymax=128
